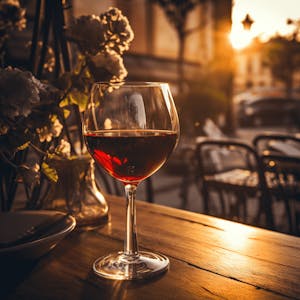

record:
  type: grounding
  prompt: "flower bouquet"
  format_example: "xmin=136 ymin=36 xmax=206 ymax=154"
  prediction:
xmin=0 ymin=2 xmax=134 ymax=226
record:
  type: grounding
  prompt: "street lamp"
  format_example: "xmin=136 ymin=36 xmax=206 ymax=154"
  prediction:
xmin=287 ymin=18 xmax=300 ymax=40
xmin=226 ymin=15 xmax=254 ymax=134
xmin=242 ymin=14 xmax=254 ymax=31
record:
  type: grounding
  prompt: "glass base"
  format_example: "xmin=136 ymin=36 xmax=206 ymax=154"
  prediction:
xmin=93 ymin=251 xmax=169 ymax=280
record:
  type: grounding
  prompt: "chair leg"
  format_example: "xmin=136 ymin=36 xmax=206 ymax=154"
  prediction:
xmin=233 ymin=191 xmax=242 ymax=221
xmin=195 ymin=177 xmax=203 ymax=201
xmin=232 ymin=191 xmax=248 ymax=224
xmin=145 ymin=177 xmax=154 ymax=203
xmin=262 ymin=191 xmax=275 ymax=230
xmin=179 ymin=170 xmax=191 ymax=209
xmin=296 ymin=210 xmax=300 ymax=236
xmin=201 ymin=183 xmax=210 ymax=215
xmin=283 ymin=196 xmax=294 ymax=234
xmin=217 ymin=190 xmax=226 ymax=218
xmin=254 ymin=194 xmax=264 ymax=225
xmin=240 ymin=191 xmax=248 ymax=222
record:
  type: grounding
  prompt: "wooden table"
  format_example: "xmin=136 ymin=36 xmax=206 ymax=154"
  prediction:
xmin=2 ymin=194 xmax=300 ymax=299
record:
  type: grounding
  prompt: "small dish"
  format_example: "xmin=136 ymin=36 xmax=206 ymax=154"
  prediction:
xmin=0 ymin=210 xmax=76 ymax=259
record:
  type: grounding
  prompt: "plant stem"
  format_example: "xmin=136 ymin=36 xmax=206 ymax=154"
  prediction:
xmin=59 ymin=112 xmax=77 ymax=155
xmin=37 ymin=0 xmax=52 ymax=78
xmin=29 ymin=142 xmax=47 ymax=156
xmin=74 ymin=104 xmax=84 ymax=154
xmin=0 ymin=173 xmax=8 ymax=211
xmin=57 ymin=59 xmax=87 ymax=105
xmin=29 ymin=0 xmax=42 ymax=74
xmin=56 ymin=59 xmax=88 ymax=155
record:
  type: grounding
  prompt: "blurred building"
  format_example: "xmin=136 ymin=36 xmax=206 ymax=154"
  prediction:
xmin=73 ymin=0 xmax=233 ymax=93
xmin=234 ymin=39 xmax=272 ymax=93
xmin=4 ymin=0 xmax=233 ymax=98
xmin=234 ymin=38 xmax=300 ymax=95
xmin=3 ymin=0 xmax=233 ymax=132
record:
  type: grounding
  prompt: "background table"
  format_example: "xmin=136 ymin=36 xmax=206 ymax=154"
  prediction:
xmin=2 ymin=194 xmax=300 ymax=299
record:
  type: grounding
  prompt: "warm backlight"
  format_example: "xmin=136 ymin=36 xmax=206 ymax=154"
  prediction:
xmin=229 ymin=29 xmax=253 ymax=50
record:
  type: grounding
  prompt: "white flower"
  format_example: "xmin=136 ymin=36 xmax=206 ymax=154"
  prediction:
xmin=0 ymin=0 xmax=26 ymax=32
xmin=0 ymin=67 xmax=40 ymax=120
xmin=100 ymin=7 xmax=134 ymax=54
xmin=89 ymin=49 xmax=127 ymax=82
xmin=66 ymin=7 xmax=133 ymax=56
xmin=66 ymin=14 xmax=106 ymax=55
xmin=54 ymin=139 xmax=71 ymax=158
xmin=36 ymin=117 xmax=63 ymax=143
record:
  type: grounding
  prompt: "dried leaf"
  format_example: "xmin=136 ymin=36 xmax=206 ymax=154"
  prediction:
xmin=42 ymin=162 xmax=58 ymax=182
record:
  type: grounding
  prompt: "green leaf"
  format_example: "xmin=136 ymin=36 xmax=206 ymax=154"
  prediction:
xmin=42 ymin=162 xmax=58 ymax=183
xmin=17 ymin=141 xmax=30 ymax=151
xmin=69 ymin=90 xmax=89 ymax=112
xmin=59 ymin=97 xmax=70 ymax=108
xmin=63 ymin=109 xmax=71 ymax=118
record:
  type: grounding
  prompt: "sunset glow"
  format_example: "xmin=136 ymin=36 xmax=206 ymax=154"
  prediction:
xmin=229 ymin=27 xmax=253 ymax=50
xmin=230 ymin=0 xmax=300 ymax=50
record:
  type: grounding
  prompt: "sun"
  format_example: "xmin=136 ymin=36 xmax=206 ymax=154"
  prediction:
xmin=229 ymin=28 xmax=253 ymax=50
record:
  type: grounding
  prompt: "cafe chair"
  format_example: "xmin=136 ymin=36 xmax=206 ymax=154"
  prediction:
xmin=178 ymin=119 xmax=226 ymax=209
xmin=253 ymin=133 xmax=300 ymax=158
xmin=253 ymin=133 xmax=300 ymax=234
xmin=261 ymin=154 xmax=300 ymax=235
xmin=194 ymin=137 xmax=274 ymax=228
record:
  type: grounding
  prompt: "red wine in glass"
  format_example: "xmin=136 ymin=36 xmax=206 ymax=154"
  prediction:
xmin=84 ymin=129 xmax=177 ymax=184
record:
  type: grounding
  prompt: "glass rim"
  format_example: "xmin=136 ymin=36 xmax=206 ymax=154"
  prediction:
xmin=92 ymin=81 xmax=170 ymax=87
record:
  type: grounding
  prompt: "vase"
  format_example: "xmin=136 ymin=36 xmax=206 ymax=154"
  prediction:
xmin=44 ymin=155 xmax=109 ymax=228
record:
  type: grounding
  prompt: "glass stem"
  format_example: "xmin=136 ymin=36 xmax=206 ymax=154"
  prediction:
xmin=124 ymin=184 xmax=139 ymax=257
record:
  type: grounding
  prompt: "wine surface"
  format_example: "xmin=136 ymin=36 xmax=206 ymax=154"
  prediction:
xmin=84 ymin=130 xmax=177 ymax=184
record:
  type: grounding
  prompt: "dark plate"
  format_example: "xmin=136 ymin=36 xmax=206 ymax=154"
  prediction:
xmin=0 ymin=210 xmax=76 ymax=259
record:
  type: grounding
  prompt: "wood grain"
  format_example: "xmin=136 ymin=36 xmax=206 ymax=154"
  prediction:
xmin=3 ymin=194 xmax=300 ymax=299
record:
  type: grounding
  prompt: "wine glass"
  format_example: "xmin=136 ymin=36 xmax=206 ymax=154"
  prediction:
xmin=83 ymin=82 xmax=180 ymax=280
